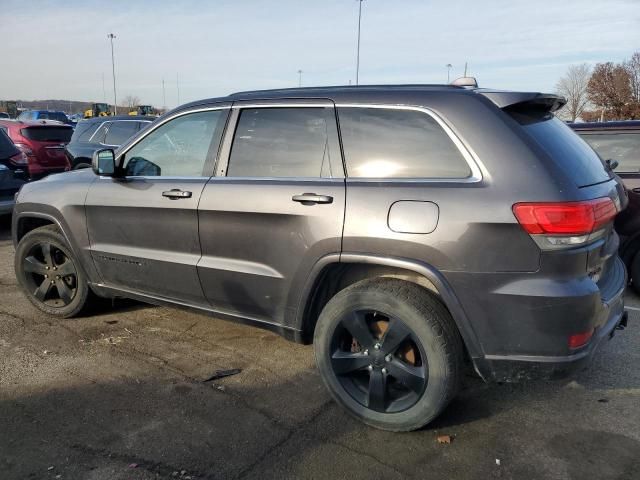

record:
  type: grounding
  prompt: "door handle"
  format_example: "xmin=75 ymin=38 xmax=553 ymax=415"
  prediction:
xmin=162 ymin=189 xmax=192 ymax=199
xmin=292 ymin=193 xmax=333 ymax=205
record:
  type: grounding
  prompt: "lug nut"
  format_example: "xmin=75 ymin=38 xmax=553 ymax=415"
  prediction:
xmin=381 ymin=368 xmax=388 ymax=374
xmin=385 ymin=355 xmax=392 ymax=362
xmin=45 ymin=266 xmax=50 ymax=270
xmin=367 ymin=365 xmax=373 ymax=371
xmin=374 ymin=343 xmax=381 ymax=350
xmin=44 ymin=274 xmax=48 ymax=278
xmin=363 ymin=349 xmax=369 ymax=355
xmin=56 ymin=275 xmax=60 ymax=279
xmin=50 ymin=280 xmax=55 ymax=285
xmin=53 ymin=267 xmax=57 ymax=271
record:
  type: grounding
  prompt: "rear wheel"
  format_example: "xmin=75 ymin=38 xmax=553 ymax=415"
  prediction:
xmin=313 ymin=278 xmax=463 ymax=431
xmin=15 ymin=225 xmax=91 ymax=317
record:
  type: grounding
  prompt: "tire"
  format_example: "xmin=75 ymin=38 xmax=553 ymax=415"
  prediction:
xmin=313 ymin=278 xmax=463 ymax=431
xmin=14 ymin=225 xmax=91 ymax=317
xmin=631 ymin=252 xmax=640 ymax=294
xmin=73 ymin=162 xmax=91 ymax=170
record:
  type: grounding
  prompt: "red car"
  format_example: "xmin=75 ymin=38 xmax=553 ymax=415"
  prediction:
xmin=0 ymin=119 xmax=72 ymax=179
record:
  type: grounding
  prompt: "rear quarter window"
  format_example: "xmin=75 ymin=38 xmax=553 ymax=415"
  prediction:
xmin=512 ymin=114 xmax=610 ymax=187
xmin=337 ymin=107 xmax=472 ymax=179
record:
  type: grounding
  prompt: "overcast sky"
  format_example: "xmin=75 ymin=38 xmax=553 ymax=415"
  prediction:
xmin=2 ymin=0 xmax=639 ymax=108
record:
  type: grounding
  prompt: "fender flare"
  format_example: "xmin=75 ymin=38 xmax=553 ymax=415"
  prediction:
xmin=295 ymin=252 xmax=484 ymax=360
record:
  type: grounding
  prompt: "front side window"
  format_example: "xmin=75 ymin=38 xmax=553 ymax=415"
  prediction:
xmin=104 ymin=121 xmax=139 ymax=146
xmin=580 ymin=132 xmax=640 ymax=173
xmin=227 ymin=107 xmax=337 ymax=178
xmin=338 ymin=107 xmax=472 ymax=179
xmin=123 ymin=110 xmax=224 ymax=177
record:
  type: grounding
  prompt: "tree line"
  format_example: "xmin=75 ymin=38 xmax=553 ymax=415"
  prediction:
xmin=556 ymin=51 xmax=640 ymax=122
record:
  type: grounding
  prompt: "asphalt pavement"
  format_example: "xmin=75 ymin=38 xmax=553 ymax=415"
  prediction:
xmin=0 ymin=214 xmax=638 ymax=480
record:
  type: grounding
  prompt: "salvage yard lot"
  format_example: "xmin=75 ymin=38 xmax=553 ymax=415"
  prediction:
xmin=0 ymin=214 xmax=639 ymax=480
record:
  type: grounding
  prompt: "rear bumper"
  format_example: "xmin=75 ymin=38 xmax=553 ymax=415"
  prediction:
xmin=451 ymin=255 xmax=628 ymax=382
xmin=481 ymin=298 xmax=627 ymax=382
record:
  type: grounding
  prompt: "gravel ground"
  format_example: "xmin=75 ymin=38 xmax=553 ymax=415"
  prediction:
xmin=0 ymin=214 xmax=638 ymax=480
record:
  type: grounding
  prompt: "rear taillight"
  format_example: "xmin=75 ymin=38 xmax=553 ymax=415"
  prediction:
xmin=568 ymin=329 xmax=594 ymax=349
xmin=9 ymin=151 xmax=29 ymax=166
xmin=513 ymin=197 xmax=617 ymax=250
xmin=13 ymin=143 xmax=34 ymax=157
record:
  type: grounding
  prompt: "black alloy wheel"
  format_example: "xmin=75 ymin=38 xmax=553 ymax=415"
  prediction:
xmin=330 ymin=310 xmax=428 ymax=413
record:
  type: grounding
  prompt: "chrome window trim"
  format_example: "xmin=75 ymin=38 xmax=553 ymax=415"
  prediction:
xmin=335 ymin=103 xmax=484 ymax=183
xmin=232 ymin=103 xmax=334 ymax=109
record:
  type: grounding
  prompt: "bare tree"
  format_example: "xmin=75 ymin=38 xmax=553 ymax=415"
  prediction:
xmin=556 ymin=64 xmax=591 ymax=121
xmin=587 ymin=62 xmax=632 ymax=120
xmin=624 ymin=51 xmax=640 ymax=118
xmin=123 ymin=95 xmax=141 ymax=109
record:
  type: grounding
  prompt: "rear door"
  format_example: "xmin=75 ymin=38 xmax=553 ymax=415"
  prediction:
xmin=197 ymin=100 xmax=345 ymax=325
xmin=85 ymin=105 xmax=230 ymax=305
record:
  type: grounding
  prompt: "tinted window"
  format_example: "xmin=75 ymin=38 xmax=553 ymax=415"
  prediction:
xmin=38 ymin=112 xmax=68 ymax=123
xmin=579 ymin=133 xmax=640 ymax=173
xmin=20 ymin=126 xmax=73 ymax=142
xmin=90 ymin=122 xmax=111 ymax=143
xmin=228 ymin=107 xmax=336 ymax=178
xmin=124 ymin=110 xmax=224 ymax=177
xmin=104 ymin=121 xmax=139 ymax=145
xmin=70 ymin=121 xmax=99 ymax=142
xmin=0 ymin=128 xmax=19 ymax=159
xmin=513 ymin=114 xmax=610 ymax=187
xmin=338 ymin=107 xmax=471 ymax=178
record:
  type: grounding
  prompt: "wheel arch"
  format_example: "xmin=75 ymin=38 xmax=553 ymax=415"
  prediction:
xmin=296 ymin=253 xmax=483 ymax=361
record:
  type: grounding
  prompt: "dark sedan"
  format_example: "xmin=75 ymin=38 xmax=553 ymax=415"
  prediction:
xmin=65 ymin=115 xmax=153 ymax=169
xmin=0 ymin=129 xmax=27 ymax=215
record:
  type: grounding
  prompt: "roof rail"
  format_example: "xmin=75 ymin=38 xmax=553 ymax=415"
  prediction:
xmin=451 ymin=77 xmax=478 ymax=88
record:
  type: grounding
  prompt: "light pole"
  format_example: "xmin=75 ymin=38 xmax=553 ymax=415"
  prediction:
xmin=446 ymin=64 xmax=453 ymax=83
xmin=355 ymin=0 xmax=364 ymax=85
xmin=297 ymin=69 xmax=303 ymax=87
xmin=107 ymin=33 xmax=117 ymax=114
xmin=162 ymin=78 xmax=166 ymax=111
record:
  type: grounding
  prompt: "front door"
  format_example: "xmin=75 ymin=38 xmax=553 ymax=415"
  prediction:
xmin=197 ymin=101 xmax=346 ymax=326
xmin=85 ymin=106 xmax=230 ymax=305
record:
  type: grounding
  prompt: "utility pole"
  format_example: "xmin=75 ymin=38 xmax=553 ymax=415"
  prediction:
xmin=297 ymin=69 xmax=303 ymax=87
xmin=108 ymin=33 xmax=117 ymax=114
xmin=464 ymin=61 xmax=468 ymax=77
xmin=102 ymin=72 xmax=106 ymax=103
xmin=176 ymin=73 xmax=180 ymax=106
xmin=355 ymin=0 xmax=364 ymax=85
xmin=446 ymin=64 xmax=453 ymax=83
xmin=162 ymin=78 xmax=166 ymax=111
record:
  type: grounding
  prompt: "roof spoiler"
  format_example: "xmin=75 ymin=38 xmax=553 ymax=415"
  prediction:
xmin=478 ymin=90 xmax=566 ymax=113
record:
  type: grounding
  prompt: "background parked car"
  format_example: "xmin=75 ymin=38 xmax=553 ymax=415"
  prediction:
xmin=0 ymin=129 xmax=27 ymax=215
xmin=65 ymin=115 xmax=152 ymax=169
xmin=0 ymin=112 xmax=10 ymax=119
xmin=571 ymin=120 xmax=640 ymax=290
xmin=17 ymin=110 xmax=74 ymax=126
xmin=0 ymin=120 xmax=72 ymax=179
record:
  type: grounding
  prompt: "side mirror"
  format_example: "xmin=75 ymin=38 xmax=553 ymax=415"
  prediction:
xmin=92 ymin=148 xmax=116 ymax=176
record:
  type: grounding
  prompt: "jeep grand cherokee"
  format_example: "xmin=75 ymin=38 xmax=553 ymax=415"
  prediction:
xmin=12 ymin=83 xmax=627 ymax=431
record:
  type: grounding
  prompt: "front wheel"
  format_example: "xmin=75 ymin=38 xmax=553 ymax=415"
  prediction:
xmin=314 ymin=278 xmax=464 ymax=431
xmin=15 ymin=225 xmax=91 ymax=317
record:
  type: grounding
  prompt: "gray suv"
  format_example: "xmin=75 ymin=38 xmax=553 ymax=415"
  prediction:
xmin=12 ymin=85 xmax=628 ymax=431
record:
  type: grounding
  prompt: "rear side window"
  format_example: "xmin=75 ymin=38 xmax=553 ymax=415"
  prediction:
xmin=70 ymin=121 xmax=99 ymax=142
xmin=227 ymin=107 xmax=337 ymax=178
xmin=579 ymin=133 xmax=640 ymax=173
xmin=104 ymin=121 xmax=139 ymax=146
xmin=20 ymin=126 xmax=73 ymax=142
xmin=512 ymin=114 xmax=610 ymax=187
xmin=338 ymin=107 xmax=471 ymax=179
